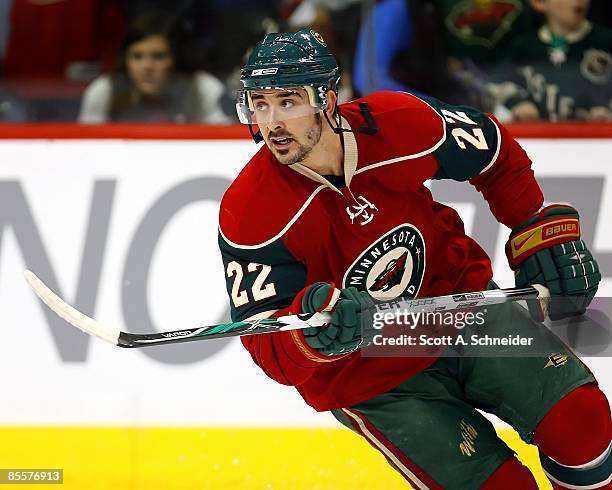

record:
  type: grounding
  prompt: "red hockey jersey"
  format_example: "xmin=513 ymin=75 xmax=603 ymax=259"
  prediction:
xmin=219 ymin=91 xmax=543 ymax=411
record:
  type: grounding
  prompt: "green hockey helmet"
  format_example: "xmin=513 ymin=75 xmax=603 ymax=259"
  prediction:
xmin=236 ymin=29 xmax=340 ymax=125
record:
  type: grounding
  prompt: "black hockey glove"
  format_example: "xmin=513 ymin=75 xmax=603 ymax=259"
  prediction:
xmin=506 ymin=205 xmax=600 ymax=320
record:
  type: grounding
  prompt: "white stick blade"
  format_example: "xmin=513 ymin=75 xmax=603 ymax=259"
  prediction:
xmin=24 ymin=270 xmax=120 ymax=345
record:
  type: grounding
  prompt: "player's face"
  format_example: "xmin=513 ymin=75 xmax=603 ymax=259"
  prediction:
xmin=253 ymin=89 xmax=324 ymax=166
xmin=125 ymin=34 xmax=174 ymax=97
xmin=539 ymin=0 xmax=590 ymax=30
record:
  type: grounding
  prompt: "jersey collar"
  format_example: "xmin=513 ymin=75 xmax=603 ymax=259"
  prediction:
xmin=538 ymin=21 xmax=592 ymax=45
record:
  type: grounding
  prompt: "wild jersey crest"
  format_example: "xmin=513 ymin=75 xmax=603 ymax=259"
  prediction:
xmin=370 ymin=251 xmax=408 ymax=292
xmin=343 ymin=224 xmax=426 ymax=301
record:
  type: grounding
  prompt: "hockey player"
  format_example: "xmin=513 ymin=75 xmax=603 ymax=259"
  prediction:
xmin=219 ymin=29 xmax=611 ymax=489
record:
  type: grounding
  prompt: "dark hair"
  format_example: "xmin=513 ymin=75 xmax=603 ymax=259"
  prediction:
xmin=109 ymin=10 xmax=200 ymax=117
xmin=114 ymin=11 xmax=193 ymax=76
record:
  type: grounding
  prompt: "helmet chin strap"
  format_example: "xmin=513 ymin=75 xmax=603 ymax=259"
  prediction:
xmin=324 ymin=102 xmax=378 ymax=136
xmin=249 ymin=124 xmax=263 ymax=143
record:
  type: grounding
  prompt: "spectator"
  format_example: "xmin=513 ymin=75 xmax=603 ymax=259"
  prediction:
xmin=121 ymin=0 xmax=213 ymax=72
xmin=434 ymin=0 xmax=535 ymax=66
xmin=353 ymin=0 xmax=419 ymax=96
xmin=493 ymin=0 xmax=612 ymax=121
xmin=79 ymin=11 xmax=229 ymax=123
xmin=353 ymin=0 xmax=535 ymax=110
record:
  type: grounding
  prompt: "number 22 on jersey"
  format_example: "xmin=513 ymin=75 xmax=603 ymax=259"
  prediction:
xmin=226 ymin=261 xmax=277 ymax=307
xmin=442 ymin=109 xmax=489 ymax=151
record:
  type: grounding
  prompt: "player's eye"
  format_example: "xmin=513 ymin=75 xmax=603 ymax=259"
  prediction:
xmin=281 ymin=99 xmax=295 ymax=109
xmin=254 ymin=102 xmax=269 ymax=112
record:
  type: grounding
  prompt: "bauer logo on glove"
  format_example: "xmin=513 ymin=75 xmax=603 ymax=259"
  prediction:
xmin=506 ymin=205 xmax=601 ymax=321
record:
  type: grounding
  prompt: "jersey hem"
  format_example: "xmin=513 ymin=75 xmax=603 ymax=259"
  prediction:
xmin=306 ymin=356 xmax=440 ymax=411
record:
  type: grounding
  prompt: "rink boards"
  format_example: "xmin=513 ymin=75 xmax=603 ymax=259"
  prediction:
xmin=0 ymin=126 xmax=611 ymax=489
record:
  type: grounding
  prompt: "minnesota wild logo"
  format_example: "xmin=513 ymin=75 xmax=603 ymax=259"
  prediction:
xmin=343 ymin=224 xmax=425 ymax=301
xmin=446 ymin=0 xmax=522 ymax=48
xmin=370 ymin=251 xmax=409 ymax=292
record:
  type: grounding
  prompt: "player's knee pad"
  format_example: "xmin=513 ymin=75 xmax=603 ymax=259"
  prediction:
xmin=480 ymin=457 xmax=538 ymax=489
xmin=534 ymin=384 xmax=612 ymax=488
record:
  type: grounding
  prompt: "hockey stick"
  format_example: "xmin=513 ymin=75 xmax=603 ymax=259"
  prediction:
xmin=24 ymin=270 xmax=550 ymax=349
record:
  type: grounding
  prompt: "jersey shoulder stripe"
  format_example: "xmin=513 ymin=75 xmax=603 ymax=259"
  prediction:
xmin=219 ymin=147 xmax=326 ymax=249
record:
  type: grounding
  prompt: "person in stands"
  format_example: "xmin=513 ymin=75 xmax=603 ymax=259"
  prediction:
xmin=79 ymin=11 xmax=229 ymax=123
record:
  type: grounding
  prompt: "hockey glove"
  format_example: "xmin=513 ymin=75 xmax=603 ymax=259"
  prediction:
xmin=506 ymin=205 xmax=600 ymax=320
xmin=301 ymin=282 xmax=375 ymax=356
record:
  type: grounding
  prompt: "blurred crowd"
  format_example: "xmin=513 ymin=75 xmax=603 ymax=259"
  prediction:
xmin=0 ymin=0 xmax=610 ymax=123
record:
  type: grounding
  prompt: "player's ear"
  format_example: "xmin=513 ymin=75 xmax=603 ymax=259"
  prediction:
xmin=325 ymin=89 xmax=338 ymax=118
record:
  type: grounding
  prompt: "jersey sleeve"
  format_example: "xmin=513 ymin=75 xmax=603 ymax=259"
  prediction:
xmin=425 ymin=96 xmax=544 ymax=228
xmin=426 ymin=96 xmax=501 ymax=181
xmin=219 ymin=232 xmax=306 ymax=322
xmin=219 ymin=231 xmax=335 ymax=386
xmin=468 ymin=114 xmax=544 ymax=228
